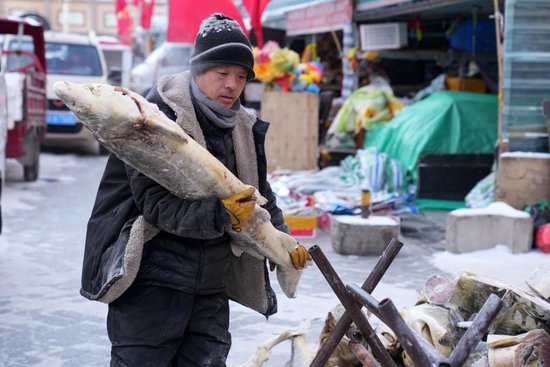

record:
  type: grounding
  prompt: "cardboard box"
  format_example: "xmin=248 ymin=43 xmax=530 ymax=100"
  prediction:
xmin=446 ymin=77 xmax=487 ymax=93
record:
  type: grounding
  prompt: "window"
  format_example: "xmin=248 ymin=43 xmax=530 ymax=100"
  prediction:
xmin=46 ymin=43 xmax=102 ymax=76
xmin=6 ymin=38 xmax=35 ymax=72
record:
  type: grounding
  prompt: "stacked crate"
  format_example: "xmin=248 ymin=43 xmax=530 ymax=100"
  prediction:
xmin=503 ymin=0 xmax=550 ymax=151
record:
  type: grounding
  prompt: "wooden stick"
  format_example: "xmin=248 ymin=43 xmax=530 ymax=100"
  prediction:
xmin=331 ymin=30 xmax=343 ymax=57
xmin=309 ymin=238 xmax=403 ymax=366
xmin=349 ymin=341 xmax=381 ymax=367
xmin=309 ymin=245 xmax=397 ymax=367
xmin=493 ymin=0 xmax=505 ymax=152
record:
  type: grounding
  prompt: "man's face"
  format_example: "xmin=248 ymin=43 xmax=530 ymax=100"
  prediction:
xmin=195 ymin=65 xmax=248 ymax=109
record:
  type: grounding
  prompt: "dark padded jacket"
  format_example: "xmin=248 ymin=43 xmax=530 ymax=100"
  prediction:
xmin=80 ymin=72 xmax=287 ymax=316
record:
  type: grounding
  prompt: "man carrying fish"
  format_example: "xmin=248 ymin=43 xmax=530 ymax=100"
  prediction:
xmin=80 ymin=13 xmax=310 ymax=367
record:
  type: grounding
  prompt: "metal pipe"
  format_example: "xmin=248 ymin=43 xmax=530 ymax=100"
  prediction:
xmin=349 ymin=341 xmax=381 ymax=367
xmin=308 ymin=245 xmax=397 ymax=367
xmin=448 ymin=294 xmax=503 ymax=366
xmin=309 ymin=238 xmax=403 ymax=366
xmin=347 ymin=286 xmax=504 ymax=367
xmin=347 ymin=284 xmax=441 ymax=366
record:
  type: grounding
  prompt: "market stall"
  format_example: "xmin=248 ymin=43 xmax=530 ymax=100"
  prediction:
xmin=316 ymin=0 xmax=504 ymax=201
xmin=249 ymin=0 xmax=353 ymax=171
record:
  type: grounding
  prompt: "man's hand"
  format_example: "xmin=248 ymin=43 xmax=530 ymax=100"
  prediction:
xmin=268 ymin=243 xmax=311 ymax=271
xmin=289 ymin=243 xmax=311 ymax=270
xmin=221 ymin=187 xmax=256 ymax=232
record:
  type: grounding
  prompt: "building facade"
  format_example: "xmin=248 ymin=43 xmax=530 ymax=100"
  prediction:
xmin=0 ymin=0 xmax=167 ymax=37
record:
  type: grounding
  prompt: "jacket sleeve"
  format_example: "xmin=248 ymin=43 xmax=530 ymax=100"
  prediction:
xmin=261 ymin=180 xmax=290 ymax=234
xmin=253 ymin=118 xmax=290 ymax=235
xmin=125 ymin=164 xmax=232 ymax=240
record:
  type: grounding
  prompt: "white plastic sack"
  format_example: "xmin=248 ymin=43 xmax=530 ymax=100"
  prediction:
xmin=5 ymin=72 xmax=26 ymax=129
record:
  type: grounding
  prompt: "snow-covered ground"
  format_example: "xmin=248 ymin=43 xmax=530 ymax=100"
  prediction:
xmin=0 ymin=153 xmax=547 ymax=367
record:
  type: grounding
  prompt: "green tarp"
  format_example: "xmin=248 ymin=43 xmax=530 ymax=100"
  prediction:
xmin=414 ymin=199 xmax=467 ymax=211
xmin=363 ymin=91 xmax=498 ymax=185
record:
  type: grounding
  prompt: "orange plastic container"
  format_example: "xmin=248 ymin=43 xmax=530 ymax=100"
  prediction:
xmin=284 ymin=215 xmax=319 ymax=238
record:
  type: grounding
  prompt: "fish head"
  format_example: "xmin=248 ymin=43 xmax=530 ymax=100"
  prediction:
xmin=53 ymin=81 xmax=186 ymax=144
xmin=53 ymin=81 xmax=144 ymax=137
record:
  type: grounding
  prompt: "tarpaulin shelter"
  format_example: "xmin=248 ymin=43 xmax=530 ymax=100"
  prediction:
xmin=166 ymin=0 xmax=247 ymax=43
xmin=363 ymin=91 xmax=498 ymax=185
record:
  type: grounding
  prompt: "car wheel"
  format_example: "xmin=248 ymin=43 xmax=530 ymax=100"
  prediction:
xmin=24 ymin=163 xmax=39 ymax=182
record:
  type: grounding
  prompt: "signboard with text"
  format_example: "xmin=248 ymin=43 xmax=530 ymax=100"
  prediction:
xmin=286 ymin=0 xmax=352 ymax=36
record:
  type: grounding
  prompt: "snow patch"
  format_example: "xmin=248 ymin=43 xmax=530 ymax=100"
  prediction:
xmin=450 ymin=201 xmax=530 ymax=218
xmin=430 ymin=244 xmax=547 ymax=288
xmin=332 ymin=214 xmax=399 ymax=225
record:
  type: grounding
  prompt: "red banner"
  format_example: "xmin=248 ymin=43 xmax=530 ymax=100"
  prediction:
xmin=243 ymin=0 xmax=270 ymax=48
xmin=140 ymin=0 xmax=155 ymax=30
xmin=116 ymin=0 xmax=126 ymax=13
xmin=115 ymin=0 xmax=132 ymax=44
xmin=167 ymin=0 xmax=247 ymax=43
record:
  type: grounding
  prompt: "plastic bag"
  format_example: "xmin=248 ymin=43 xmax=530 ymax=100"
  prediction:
xmin=465 ymin=172 xmax=495 ymax=208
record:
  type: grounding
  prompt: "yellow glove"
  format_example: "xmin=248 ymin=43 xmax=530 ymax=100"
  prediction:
xmin=221 ymin=187 xmax=256 ymax=232
xmin=289 ymin=243 xmax=311 ymax=270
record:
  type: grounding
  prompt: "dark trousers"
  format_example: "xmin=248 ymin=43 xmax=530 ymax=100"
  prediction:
xmin=107 ymin=283 xmax=231 ymax=367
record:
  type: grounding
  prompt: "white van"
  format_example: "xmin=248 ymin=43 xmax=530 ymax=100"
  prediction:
xmin=43 ymin=32 xmax=109 ymax=154
xmin=130 ymin=42 xmax=192 ymax=96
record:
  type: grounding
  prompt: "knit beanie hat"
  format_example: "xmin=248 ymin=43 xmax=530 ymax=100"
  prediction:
xmin=190 ymin=13 xmax=255 ymax=81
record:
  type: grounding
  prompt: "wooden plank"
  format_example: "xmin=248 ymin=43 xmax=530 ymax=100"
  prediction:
xmin=261 ymin=91 xmax=319 ymax=171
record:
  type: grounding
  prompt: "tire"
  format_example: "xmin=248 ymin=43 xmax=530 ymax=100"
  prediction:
xmin=23 ymin=133 xmax=40 ymax=182
xmin=24 ymin=162 xmax=39 ymax=182
xmin=24 ymin=160 xmax=39 ymax=182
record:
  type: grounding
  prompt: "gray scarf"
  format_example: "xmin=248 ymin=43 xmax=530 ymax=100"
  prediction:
xmin=190 ymin=78 xmax=240 ymax=129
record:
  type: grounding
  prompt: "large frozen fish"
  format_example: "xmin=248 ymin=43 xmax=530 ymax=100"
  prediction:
xmin=53 ymin=81 xmax=306 ymax=298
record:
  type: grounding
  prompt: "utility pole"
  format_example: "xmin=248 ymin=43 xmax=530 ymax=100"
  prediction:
xmin=62 ymin=0 xmax=70 ymax=33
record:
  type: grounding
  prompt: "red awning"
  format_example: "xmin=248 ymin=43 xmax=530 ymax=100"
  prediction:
xmin=286 ymin=0 xmax=352 ymax=36
xmin=167 ymin=0 xmax=248 ymax=43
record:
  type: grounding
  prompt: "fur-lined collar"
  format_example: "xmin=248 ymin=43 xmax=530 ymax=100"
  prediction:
xmin=156 ymin=71 xmax=259 ymax=189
